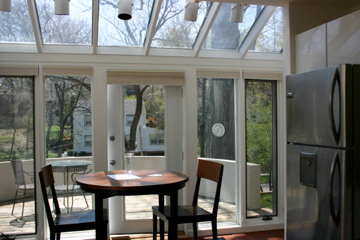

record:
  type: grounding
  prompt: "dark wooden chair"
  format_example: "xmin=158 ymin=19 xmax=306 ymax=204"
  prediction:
xmin=38 ymin=164 xmax=108 ymax=240
xmin=152 ymin=159 xmax=224 ymax=240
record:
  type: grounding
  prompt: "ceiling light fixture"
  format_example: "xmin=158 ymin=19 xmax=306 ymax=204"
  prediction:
xmin=54 ymin=0 xmax=70 ymax=15
xmin=118 ymin=0 xmax=132 ymax=20
xmin=184 ymin=0 xmax=199 ymax=22
xmin=230 ymin=4 xmax=244 ymax=23
xmin=0 ymin=0 xmax=11 ymax=12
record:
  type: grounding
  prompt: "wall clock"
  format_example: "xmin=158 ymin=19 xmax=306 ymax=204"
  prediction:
xmin=212 ymin=123 xmax=225 ymax=137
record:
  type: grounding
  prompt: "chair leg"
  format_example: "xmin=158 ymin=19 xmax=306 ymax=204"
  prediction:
xmin=50 ymin=231 xmax=55 ymax=240
xmin=153 ymin=214 xmax=157 ymax=240
xmin=11 ymin=188 xmax=19 ymax=216
xmin=193 ymin=222 xmax=198 ymax=240
xmin=211 ymin=220 xmax=218 ymax=240
xmin=56 ymin=231 xmax=61 ymax=240
xmin=21 ymin=189 xmax=27 ymax=219
xmin=160 ymin=218 xmax=165 ymax=240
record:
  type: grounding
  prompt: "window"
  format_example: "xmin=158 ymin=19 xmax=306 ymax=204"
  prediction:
xmin=245 ymin=80 xmax=277 ymax=218
xmin=0 ymin=76 xmax=36 ymax=235
xmin=126 ymin=115 xmax=134 ymax=126
xmin=45 ymin=74 xmax=92 ymax=157
xmin=84 ymin=115 xmax=91 ymax=127
xmin=197 ymin=77 xmax=236 ymax=225
xmin=84 ymin=135 xmax=92 ymax=147
xmin=149 ymin=134 xmax=164 ymax=145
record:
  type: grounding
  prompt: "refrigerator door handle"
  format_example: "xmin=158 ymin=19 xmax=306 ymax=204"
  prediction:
xmin=329 ymin=69 xmax=341 ymax=145
xmin=329 ymin=153 xmax=341 ymax=227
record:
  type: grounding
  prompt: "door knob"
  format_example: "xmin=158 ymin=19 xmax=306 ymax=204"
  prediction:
xmin=110 ymin=160 xmax=116 ymax=166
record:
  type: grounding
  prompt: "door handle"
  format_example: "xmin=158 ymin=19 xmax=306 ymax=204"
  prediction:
xmin=329 ymin=153 xmax=340 ymax=227
xmin=110 ymin=160 xmax=116 ymax=166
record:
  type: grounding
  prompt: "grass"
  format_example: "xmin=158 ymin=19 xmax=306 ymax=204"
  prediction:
xmin=260 ymin=192 xmax=273 ymax=209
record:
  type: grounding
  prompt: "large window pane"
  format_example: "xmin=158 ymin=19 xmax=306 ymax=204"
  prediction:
xmin=253 ymin=7 xmax=283 ymax=52
xmin=98 ymin=0 xmax=154 ymax=47
xmin=197 ymin=78 xmax=236 ymax=224
xmin=203 ymin=4 xmax=264 ymax=50
xmin=245 ymin=80 xmax=277 ymax=218
xmin=0 ymin=76 xmax=35 ymax=236
xmin=151 ymin=0 xmax=210 ymax=49
xmin=0 ymin=0 xmax=35 ymax=43
xmin=45 ymin=75 xmax=92 ymax=213
xmin=36 ymin=0 xmax=92 ymax=45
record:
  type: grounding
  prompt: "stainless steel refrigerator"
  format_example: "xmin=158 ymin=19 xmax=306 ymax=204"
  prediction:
xmin=286 ymin=64 xmax=360 ymax=240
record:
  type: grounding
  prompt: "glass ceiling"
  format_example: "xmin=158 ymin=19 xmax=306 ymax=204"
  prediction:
xmin=0 ymin=0 xmax=283 ymax=58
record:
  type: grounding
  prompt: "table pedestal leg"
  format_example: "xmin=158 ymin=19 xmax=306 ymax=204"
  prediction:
xmin=95 ymin=195 xmax=108 ymax=240
xmin=168 ymin=191 xmax=178 ymax=240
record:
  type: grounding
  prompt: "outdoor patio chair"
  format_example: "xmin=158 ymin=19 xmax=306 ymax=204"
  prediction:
xmin=39 ymin=164 xmax=108 ymax=240
xmin=11 ymin=159 xmax=35 ymax=219
xmin=152 ymin=159 xmax=224 ymax=240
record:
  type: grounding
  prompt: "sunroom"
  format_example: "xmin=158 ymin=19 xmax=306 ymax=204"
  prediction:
xmin=0 ymin=0 xmax=359 ymax=239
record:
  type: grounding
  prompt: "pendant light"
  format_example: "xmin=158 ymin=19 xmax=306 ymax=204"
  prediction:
xmin=230 ymin=4 xmax=244 ymax=23
xmin=184 ymin=0 xmax=198 ymax=22
xmin=118 ymin=0 xmax=132 ymax=20
xmin=0 ymin=0 xmax=11 ymax=12
xmin=54 ymin=0 xmax=70 ymax=15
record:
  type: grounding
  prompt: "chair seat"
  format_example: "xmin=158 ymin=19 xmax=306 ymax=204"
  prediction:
xmin=53 ymin=209 xmax=108 ymax=230
xmin=152 ymin=205 xmax=213 ymax=223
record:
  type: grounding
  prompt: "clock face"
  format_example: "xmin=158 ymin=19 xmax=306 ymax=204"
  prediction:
xmin=212 ymin=123 xmax=225 ymax=137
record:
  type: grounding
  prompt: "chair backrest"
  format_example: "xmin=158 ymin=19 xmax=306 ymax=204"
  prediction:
xmin=11 ymin=160 xmax=27 ymax=186
xmin=193 ymin=159 xmax=224 ymax=215
xmin=38 ymin=164 xmax=61 ymax=227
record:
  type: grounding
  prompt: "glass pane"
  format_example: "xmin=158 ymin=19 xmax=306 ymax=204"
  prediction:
xmin=151 ymin=0 xmax=210 ymax=49
xmin=203 ymin=4 xmax=264 ymax=50
xmin=36 ymin=0 xmax=92 ymax=45
xmin=98 ymin=0 xmax=154 ymax=47
xmin=197 ymin=78 xmax=236 ymax=224
xmin=253 ymin=7 xmax=283 ymax=52
xmin=124 ymin=85 xmax=165 ymax=219
xmin=245 ymin=80 xmax=277 ymax=218
xmin=0 ymin=76 xmax=35 ymax=236
xmin=0 ymin=0 xmax=35 ymax=43
xmin=45 ymin=75 xmax=93 ymax=212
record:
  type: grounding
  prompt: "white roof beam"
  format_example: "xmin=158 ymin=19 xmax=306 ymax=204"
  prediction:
xmin=193 ymin=2 xmax=222 ymax=57
xmin=93 ymin=0 xmax=100 ymax=54
xmin=238 ymin=6 xmax=276 ymax=58
xmin=144 ymin=0 xmax=163 ymax=56
xmin=27 ymin=0 xmax=43 ymax=53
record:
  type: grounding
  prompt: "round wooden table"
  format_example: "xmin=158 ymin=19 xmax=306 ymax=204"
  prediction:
xmin=76 ymin=169 xmax=189 ymax=240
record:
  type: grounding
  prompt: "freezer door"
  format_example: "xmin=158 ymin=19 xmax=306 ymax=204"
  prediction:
xmin=287 ymin=144 xmax=352 ymax=240
xmin=286 ymin=64 xmax=353 ymax=148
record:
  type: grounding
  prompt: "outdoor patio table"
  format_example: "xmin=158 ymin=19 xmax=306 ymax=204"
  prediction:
xmin=47 ymin=160 xmax=92 ymax=212
xmin=76 ymin=169 xmax=189 ymax=240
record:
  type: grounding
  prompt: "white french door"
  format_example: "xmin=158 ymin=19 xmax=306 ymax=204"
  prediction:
xmin=107 ymin=83 xmax=183 ymax=234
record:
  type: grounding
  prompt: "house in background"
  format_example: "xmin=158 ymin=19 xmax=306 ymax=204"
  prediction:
xmin=73 ymin=99 xmax=164 ymax=155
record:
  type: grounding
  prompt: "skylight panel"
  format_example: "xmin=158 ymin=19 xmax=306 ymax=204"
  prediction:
xmin=203 ymin=4 xmax=264 ymax=50
xmin=0 ymin=0 xmax=35 ymax=43
xmin=151 ymin=0 xmax=210 ymax=49
xmin=98 ymin=0 xmax=154 ymax=47
xmin=36 ymin=0 xmax=92 ymax=45
xmin=253 ymin=7 xmax=283 ymax=52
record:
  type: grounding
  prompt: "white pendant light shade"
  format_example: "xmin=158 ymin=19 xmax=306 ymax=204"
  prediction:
xmin=184 ymin=0 xmax=198 ymax=22
xmin=118 ymin=0 xmax=132 ymax=20
xmin=0 ymin=0 xmax=11 ymax=12
xmin=54 ymin=0 xmax=70 ymax=15
xmin=230 ymin=4 xmax=244 ymax=23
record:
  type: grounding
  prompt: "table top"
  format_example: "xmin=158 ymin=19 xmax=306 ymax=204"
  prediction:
xmin=76 ymin=169 xmax=189 ymax=196
xmin=47 ymin=160 xmax=92 ymax=172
